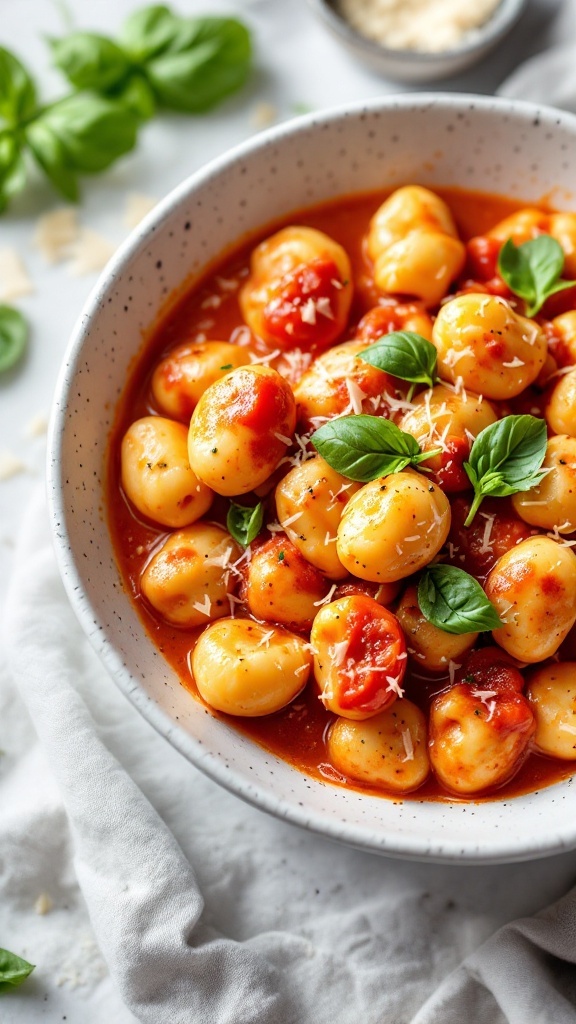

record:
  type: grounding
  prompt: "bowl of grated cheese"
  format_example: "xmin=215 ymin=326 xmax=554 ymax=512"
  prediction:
xmin=308 ymin=0 xmax=528 ymax=81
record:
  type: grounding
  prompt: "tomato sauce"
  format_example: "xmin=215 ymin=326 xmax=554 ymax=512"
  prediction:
xmin=107 ymin=186 xmax=576 ymax=803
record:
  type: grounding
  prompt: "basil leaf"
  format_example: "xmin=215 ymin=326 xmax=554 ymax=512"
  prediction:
xmin=111 ymin=73 xmax=156 ymax=121
xmin=463 ymin=414 xmax=547 ymax=526
xmin=0 ymin=305 xmax=29 ymax=373
xmin=146 ymin=18 xmax=251 ymax=113
xmin=358 ymin=330 xmax=437 ymax=397
xmin=227 ymin=501 xmax=264 ymax=547
xmin=311 ymin=414 xmax=441 ymax=482
xmin=0 ymin=948 xmax=35 ymax=992
xmin=120 ymin=5 xmax=182 ymax=62
xmin=0 ymin=133 xmax=26 ymax=211
xmin=50 ymin=33 xmax=131 ymax=92
xmin=418 ymin=564 xmax=503 ymax=635
xmin=0 ymin=47 xmax=37 ymax=125
xmin=26 ymin=93 xmax=138 ymax=199
xmin=25 ymin=120 xmax=79 ymax=200
xmin=498 ymin=235 xmax=575 ymax=317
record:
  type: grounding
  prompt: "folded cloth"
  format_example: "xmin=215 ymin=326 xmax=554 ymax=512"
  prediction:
xmin=498 ymin=43 xmax=576 ymax=111
xmin=3 ymin=489 xmax=576 ymax=1023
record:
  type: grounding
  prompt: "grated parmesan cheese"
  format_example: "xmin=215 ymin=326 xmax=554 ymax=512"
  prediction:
xmin=68 ymin=229 xmax=116 ymax=276
xmin=0 ymin=248 xmax=33 ymax=300
xmin=401 ymin=728 xmax=414 ymax=762
xmin=0 ymin=450 xmax=27 ymax=481
xmin=337 ymin=0 xmax=501 ymax=52
xmin=123 ymin=192 xmax=158 ymax=229
xmin=34 ymin=207 xmax=79 ymax=263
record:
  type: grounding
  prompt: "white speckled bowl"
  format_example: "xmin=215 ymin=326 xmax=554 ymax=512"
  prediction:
xmin=308 ymin=0 xmax=528 ymax=82
xmin=49 ymin=95 xmax=576 ymax=864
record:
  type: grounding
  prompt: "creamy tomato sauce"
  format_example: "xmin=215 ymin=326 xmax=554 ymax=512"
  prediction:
xmin=108 ymin=186 xmax=576 ymax=802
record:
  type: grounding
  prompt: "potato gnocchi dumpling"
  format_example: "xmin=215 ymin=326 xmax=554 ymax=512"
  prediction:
xmin=433 ymin=294 xmax=547 ymax=399
xmin=311 ymin=595 xmax=407 ymax=720
xmin=151 ymin=340 xmax=251 ymax=421
xmin=111 ymin=184 xmax=576 ymax=806
xmin=327 ymin=700 xmax=430 ymax=793
xmin=429 ymin=682 xmax=535 ymax=795
xmin=354 ymin=301 xmax=433 ymax=344
xmin=485 ymin=536 xmax=576 ymax=663
xmin=373 ymin=230 xmax=466 ymax=307
xmin=188 ymin=364 xmax=296 ymax=495
xmin=545 ymin=368 xmax=576 ymax=438
xmin=396 ymin=585 xmax=478 ymax=674
xmin=367 ymin=185 xmax=460 ymax=259
xmin=245 ymin=535 xmax=329 ymax=629
xmin=399 ymin=384 xmax=497 ymax=492
xmin=512 ymin=435 xmax=576 ymax=533
xmin=192 ymin=618 xmax=311 ymax=716
xmin=140 ymin=523 xmax=240 ymax=628
xmin=337 ymin=472 xmax=450 ymax=583
xmin=275 ymin=455 xmax=360 ymax=580
xmin=526 ymin=663 xmax=576 ymax=759
xmin=239 ymin=226 xmax=352 ymax=351
xmin=121 ymin=416 xmax=213 ymax=528
xmin=293 ymin=340 xmax=397 ymax=427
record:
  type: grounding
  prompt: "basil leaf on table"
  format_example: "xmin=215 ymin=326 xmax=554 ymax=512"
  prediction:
xmin=120 ymin=4 xmax=183 ymax=61
xmin=0 ymin=948 xmax=35 ymax=993
xmin=0 ymin=306 xmax=28 ymax=374
xmin=497 ymin=235 xmax=575 ymax=317
xmin=311 ymin=414 xmax=441 ymax=482
xmin=0 ymin=46 xmax=37 ymax=124
xmin=357 ymin=330 xmax=438 ymax=399
xmin=0 ymin=133 xmax=26 ymax=212
xmin=49 ymin=33 xmax=131 ymax=92
xmin=418 ymin=564 xmax=503 ymax=635
xmin=145 ymin=18 xmax=252 ymax=113
xmin=26 ymin=93 xmax=139 ymax=200
xmin=463 ymin=414 xmax=548 ymax=526
xmin=227 ymin=501 xmax=264 ymax=548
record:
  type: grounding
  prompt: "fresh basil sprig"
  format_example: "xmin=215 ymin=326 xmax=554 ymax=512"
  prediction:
xmin=311 ymin=414 xmax=441 ymax=482
xmin=418 ymin=564 xmax=503 ymax=636
xmin=0 ymin=305 xmax=28 ymax=373
xmin=227 ymin=501 xmax=264 ymax=548
xmin=0 ymin=46 xmax=139 ymax=209
xmin=0 ymin=948 xmax=35 ymax=993
xmin=463 ymin=414 xmax=547 ymax=527
xmin=50 ymin=7 xmax=252 ymax=117
xmin=357 ymin=330 xmax=438 ymax=400
xmin=497 ymin=235 xmax=575 ymax=317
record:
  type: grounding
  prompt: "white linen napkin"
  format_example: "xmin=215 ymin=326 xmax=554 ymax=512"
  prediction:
xmin=3 ymin=481 xmax=576 ymax=1023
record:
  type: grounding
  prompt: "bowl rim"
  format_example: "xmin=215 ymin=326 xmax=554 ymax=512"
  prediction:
xmin=306 ymin=0 xmax=528 ymax=65
xmin=48 ymin=92 xmax=576 ymax=865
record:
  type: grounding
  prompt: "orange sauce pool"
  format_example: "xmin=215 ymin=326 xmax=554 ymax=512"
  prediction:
xmin=107 ymin=186 xmax=576 ymax=803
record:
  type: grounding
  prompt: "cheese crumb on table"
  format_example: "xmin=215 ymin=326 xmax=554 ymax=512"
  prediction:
xmin=34 ymin=892 xmax=54 ymax=915
xmin=123 ymin=192 xmax=158 ymax=229
xmin=0 ymin=248 xmax=34 ymax=300
xmin=34 ymin=207 xmax=80 ymax=264
xmin=67 ymin=229 xmax=116 ymax=276
xmin=0 ymin=450 xmax=28 ymax=481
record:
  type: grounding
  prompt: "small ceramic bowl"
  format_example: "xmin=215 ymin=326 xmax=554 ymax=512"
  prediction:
xmin=49 ymin=94 xmax=576 ymax=864
xmin=307 ymin=0 xmax=528 ymax=82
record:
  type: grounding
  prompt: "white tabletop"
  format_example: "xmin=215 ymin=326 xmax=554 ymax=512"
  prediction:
xmin=1 ymin=0 xmax=576 ymax=1020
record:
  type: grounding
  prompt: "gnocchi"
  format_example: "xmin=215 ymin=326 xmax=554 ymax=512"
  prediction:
xmin=239 ymin=226 xmax=352 ymax=351
xmin=110 ymin=183 xmax=576 ymax=804
xmin=121 ymin=416 xmax=213 ymax=528
xmin=192 ymin=618 xmax=311 ymax=716
xmin=187 ymin=364 xmax=296 ymax=495
xmin=432 ymin=294 xmax=547 ymax=399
